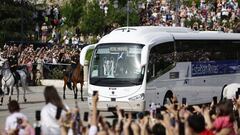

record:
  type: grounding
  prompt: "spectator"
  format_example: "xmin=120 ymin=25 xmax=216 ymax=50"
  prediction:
xmin=187 ymin=114 xmax=214 ymax=135
xmin=4 ymin=100 xmax=34 ymax=135
xmin=41 ymin=86 xmax=69 ymax=135
xmin=41 ymin=23 xmax=48 ymax=43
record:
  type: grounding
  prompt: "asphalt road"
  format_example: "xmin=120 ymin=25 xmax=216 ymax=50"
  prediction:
xmin=0 ymin=85 xmax=100 ymax=132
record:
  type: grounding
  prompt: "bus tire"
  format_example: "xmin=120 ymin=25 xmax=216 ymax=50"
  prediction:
xmin=163 ymin=91 xmax=173 ymax=105
xmin=220 ymin=84 xmax=228 ymax=101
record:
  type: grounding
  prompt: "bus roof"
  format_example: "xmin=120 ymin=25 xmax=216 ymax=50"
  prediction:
xmin=98 ymin=26 xmax=240 ymax=45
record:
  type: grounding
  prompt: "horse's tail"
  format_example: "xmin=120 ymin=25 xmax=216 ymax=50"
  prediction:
xmin=67 ymin=81 xmax=72 ymax=90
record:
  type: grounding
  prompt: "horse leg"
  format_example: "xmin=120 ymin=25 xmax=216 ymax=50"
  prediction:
xmin=11 ymin=87 xmax=13 ymax=95
xmin=1 ymin=85 xmax=5 ymax=105
xmin=0 ymin=86 xmax=4 ymax=105
xmin=16 ymin=84 xmax=19 ymax=102
xmin=20 ymin=77 xmax=28 ymax=102
xmin=22 ymin=83 xmax=27 ymax=102
xmin=0 ymin=97 xmax=3 ymax=106
xmin=8 ymin=86 xmax=13 ymax=103
xmin=63 ymin=80 xmax=66 ymax=99
xmin=80 ymin=83 xmax=84 ymax=101
xmin=73 ymin=82 xmax=77 ymax=99
xmin=5 ymin=87 xmax=10 ymax=95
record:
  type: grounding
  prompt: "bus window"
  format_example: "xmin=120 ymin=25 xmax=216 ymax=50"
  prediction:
xmin=176 ymin=40 xmax=240 ymax=62
xmin=147 ymin=42 xmax=175 ymax=82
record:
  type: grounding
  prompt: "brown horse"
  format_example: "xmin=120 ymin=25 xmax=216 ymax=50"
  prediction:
xmin=63 ymin=63 xmax=84 ymax=101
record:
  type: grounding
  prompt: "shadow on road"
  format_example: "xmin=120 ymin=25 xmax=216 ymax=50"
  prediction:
xmin=20 ymin=100 xmax=45 ymax=104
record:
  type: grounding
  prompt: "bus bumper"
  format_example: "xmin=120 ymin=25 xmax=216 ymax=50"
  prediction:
xmin=88 ymin=100 xmax=145 ymax=112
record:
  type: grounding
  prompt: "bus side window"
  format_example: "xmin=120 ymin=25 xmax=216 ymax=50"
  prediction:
xmin=147 ymin=42 xmax=175 ymax=82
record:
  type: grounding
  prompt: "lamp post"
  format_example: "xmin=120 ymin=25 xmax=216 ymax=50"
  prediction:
xmin=176 ymin=0 xmax=180 ymax=26
xmin=113 ymin=0 xmax=130 ymax=26
xmin=127 ymin=0 xmax=130 ymax=27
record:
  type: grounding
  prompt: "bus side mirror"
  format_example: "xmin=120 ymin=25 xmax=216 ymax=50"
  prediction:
xmin=80 ymin=44 xmax=96 ymax=66
xmin=141 ymin=46 xmax=148 ymax=67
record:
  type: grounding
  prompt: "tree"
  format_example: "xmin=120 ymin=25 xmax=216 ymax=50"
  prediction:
xmin=80 ymin=0 xmax=106 ymax=35
xmin=61 ymin=0 xmax=86 ymax=27
xmin=60 ymin=0 xmax=140 ymax=36
xmin=0 ymin=0 xmax=36 ymax=44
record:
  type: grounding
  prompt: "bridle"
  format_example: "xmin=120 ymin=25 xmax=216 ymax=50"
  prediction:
xmin=2 ymin=69 xmax=13 ymax=84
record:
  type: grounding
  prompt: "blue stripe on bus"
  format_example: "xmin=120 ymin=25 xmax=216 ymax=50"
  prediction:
xmin=191 ymin=60 xmax=240 ymax=77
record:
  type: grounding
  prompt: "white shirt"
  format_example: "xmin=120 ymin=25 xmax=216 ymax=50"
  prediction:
xmin=5 ymin=112 xmax=27 ymax=135
xmin=41 ymin=103 xmax=68 ymax=135
xmin=89 ymin=125 xmax=98 ymax=135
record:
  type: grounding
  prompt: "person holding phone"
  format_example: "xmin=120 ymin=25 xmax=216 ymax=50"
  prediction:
xmin=89 ymin=91 xmax=99 ymax=135
xmin=41 ymin=86 xmax=69 ymax=135
xmin=4 ymin=100 xmax=34 ymax=135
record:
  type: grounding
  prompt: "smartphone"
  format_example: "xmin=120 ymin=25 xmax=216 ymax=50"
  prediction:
xmin=213 ymin=96 xmax=217 ymax=105
xmin=238 ymin=88 xmax=240 ymax=94
xmin=182 ymin=98 xmax=187 ymax=105
xmin=174 ymin=104 xmax=178 ymax=110
xmin=236 ymin=91 xmax=239 ymax=99
xmin=120 ymin=109 xmax=125 ymax=117
xmin=125 ymin=113 xmax=129 ymax=119
xmin=186 ymin=106 xmax=195 ymax=113
xmin=83 ymin=112 xmax=89 ymax=122
xmin=35 ymin=110 xmax=41 ymax=121
xmin=93 ymin=91 xmax=98 ymax=96
xmin=55 ymin=107 xmax=62 ymax=119
xmin=159 ymin=106 xmax=167 ymax=112
xmin=17 ymin=118 xmax=23 ymax=125
xmin=108 ymin=107 xmax=116 ymax=112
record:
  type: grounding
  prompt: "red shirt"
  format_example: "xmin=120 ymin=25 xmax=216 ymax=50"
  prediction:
xmin=200 ymin=129 xmax=214 ymax=135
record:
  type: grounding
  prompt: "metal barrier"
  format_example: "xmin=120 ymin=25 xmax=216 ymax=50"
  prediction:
xmin=42 ymin=63 xmax=71 ymax=79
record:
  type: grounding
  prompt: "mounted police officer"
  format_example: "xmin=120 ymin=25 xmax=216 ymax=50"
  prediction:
xmin=67 ymin=51 xmax=80 ymax=83
xmin=8 ymin=52 xmax=20 ymax=83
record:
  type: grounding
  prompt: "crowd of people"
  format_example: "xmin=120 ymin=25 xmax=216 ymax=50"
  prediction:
xmin=34 ymin=0 xmax=240 ymax=48
xmin=0 ymin=42 xmax=80 ymax=84
xmin=140 ymin=0 xmax=240 ymax=33
xmin=3 ymin=85 xmax=240 ymax=135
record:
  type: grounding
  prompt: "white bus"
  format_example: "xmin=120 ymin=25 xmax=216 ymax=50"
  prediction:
xmin=80 ymin=26 xmax=240 ymax=112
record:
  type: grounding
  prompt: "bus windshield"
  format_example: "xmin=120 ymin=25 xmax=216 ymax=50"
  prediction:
xmin=90 ymin=43 xmax=144 ymax=86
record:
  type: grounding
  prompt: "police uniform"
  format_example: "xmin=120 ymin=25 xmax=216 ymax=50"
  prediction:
xmin=67 ymin=54 xmax=79 ymax=82
xmin=8 ymin=53 xmax=20 ymax=81
xmin=8 ymin=54 xmax=18 ymax=72
xmin=70 ymin=54 xmax=79 ymax=69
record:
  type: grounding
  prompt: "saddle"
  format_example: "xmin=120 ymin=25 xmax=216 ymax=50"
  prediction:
xmin=12 ymin=71 xmax=21 ymax=84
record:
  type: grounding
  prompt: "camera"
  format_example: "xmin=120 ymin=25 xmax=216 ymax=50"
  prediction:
xmin=213 ymin=96 xmax=217 ymax=105
xmin=83 ymin=112 xmax=89 ymax=122
xmin=17 ymin=118 xmax=23 ymax=125
xmin=182 ymin=98 xmax=187 ymax=105
xmin=93 ymin=91 xmax=98 ymax=96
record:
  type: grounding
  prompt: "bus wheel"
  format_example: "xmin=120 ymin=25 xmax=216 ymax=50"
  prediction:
xmin=163 ymin=91 xmax=173 ymax=105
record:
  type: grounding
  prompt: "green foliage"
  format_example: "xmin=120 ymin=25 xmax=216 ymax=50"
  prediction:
xmin=0 ymin=0 xmax=35 ymax=43
xmin=80 ymin=0 xmax=105 ymax=35
xmin=108 ymin=0 xmax=140 ymax=26
xmin=60 ymin=0 xmax=141 ymax=36
xmin=49 ymin=66 xmax=64 ymax=79
xmin=61 ymin=0 xmax=86 ymax=27
xmin=86 ymin=49 xmax=93 ymax=62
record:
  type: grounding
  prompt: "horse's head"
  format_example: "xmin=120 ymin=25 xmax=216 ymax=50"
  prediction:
xmin=2 ymin=61 xmax=10 ymax=69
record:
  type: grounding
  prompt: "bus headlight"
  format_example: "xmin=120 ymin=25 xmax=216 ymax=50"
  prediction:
xmin=129 ymin=93 xmax=145 ymax=101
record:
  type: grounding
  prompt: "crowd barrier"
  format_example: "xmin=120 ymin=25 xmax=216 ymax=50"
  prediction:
xmin=41 ymin=63 xmax=71 ymax=79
